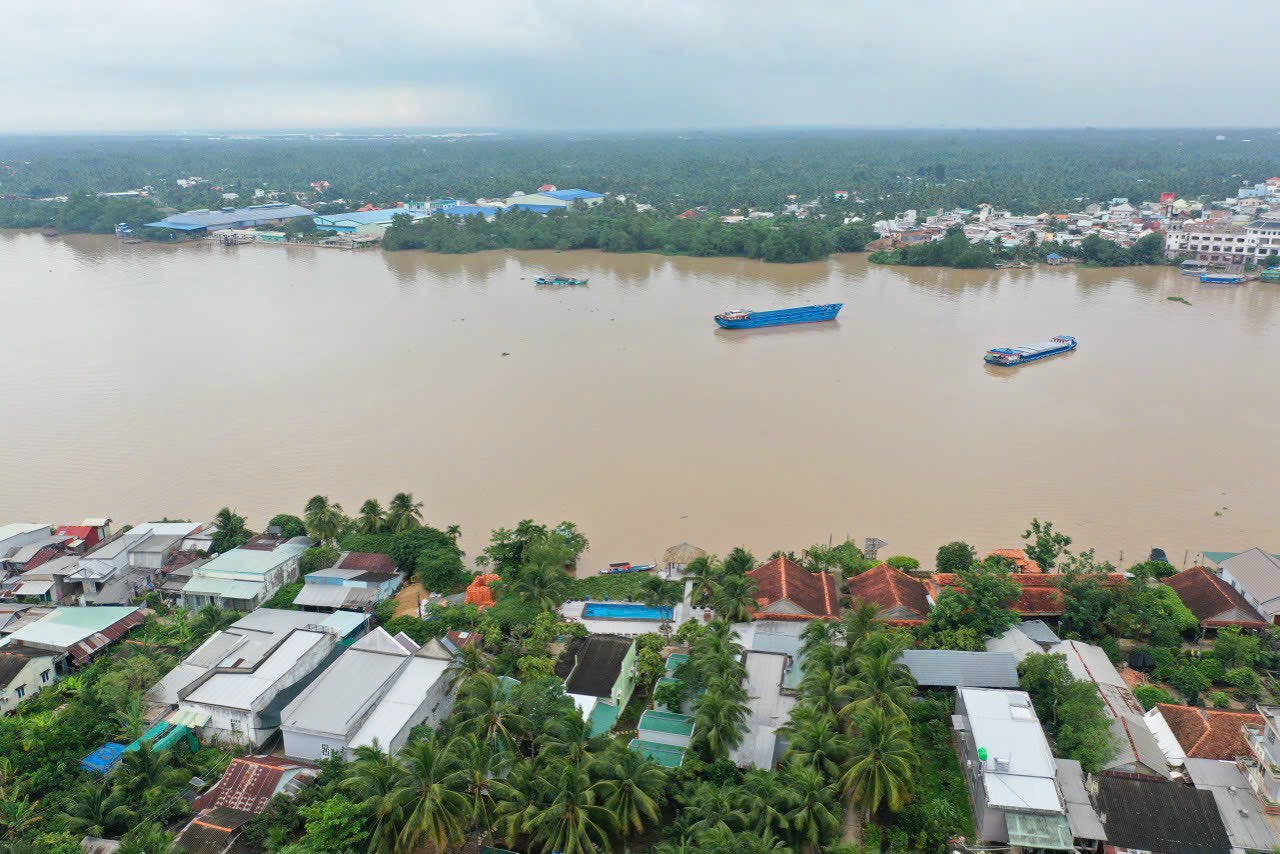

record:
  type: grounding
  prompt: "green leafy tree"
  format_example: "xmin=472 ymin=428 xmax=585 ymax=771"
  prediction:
xmin=1212 ymin=626 xmax=1261 ymax=670
xmin=267 ymin=514 xmax=308 ymax=539
xmin=416 ymin=546 xmax=468 ymax=593
xmin=1023 ymin=519 xmax=1072 ymax=571
xmin=925 ymin=559 xmax=1019 ymax=640
xmin=292 ymin=795 xmax=370 ymax=853
xmin=300 ymin=545 xmax=340 ymax=576
xmin=935 ymin=541 xmax=976 ymax=574
xmin=1133 ymin=684 xmax=1174 ymax=710
xmin=722 ymin=547 xmax=756 ymax=576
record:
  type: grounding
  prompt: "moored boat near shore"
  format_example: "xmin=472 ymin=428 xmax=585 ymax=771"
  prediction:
xmin=984 ymin=335 xmax=1078 ymax=366
xmin=1200 ymin=273 xmax=1245 ymax=284
xmin=534 ymin=275 xmax=588 ymax=286
xmin=714 ymin=303 xmax=843 ymax=329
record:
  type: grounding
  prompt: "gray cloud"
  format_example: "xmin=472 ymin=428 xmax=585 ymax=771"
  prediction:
xmin=0 ymin=0 xmax=1275 ymax=131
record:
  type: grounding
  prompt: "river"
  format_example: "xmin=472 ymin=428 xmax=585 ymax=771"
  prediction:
xmin=2 ymin=230 xmax=1278 ymax=571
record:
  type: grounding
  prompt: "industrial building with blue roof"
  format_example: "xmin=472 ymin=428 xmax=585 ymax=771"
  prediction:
xmin=144 ymin=203 xmax=316 ymax=234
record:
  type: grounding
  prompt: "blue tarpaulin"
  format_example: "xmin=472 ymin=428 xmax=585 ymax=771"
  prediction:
xmin=81 ymin=742 xmax=126 ymax=774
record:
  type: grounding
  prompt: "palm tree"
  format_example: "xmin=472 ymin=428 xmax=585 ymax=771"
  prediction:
xmin=446 ymin=524 xmax=462 ymax=543
xmin=783 ymin=765 xmax=841 ymax=854
xmin=117 ymin=742 xmax=181 ymax=797
xmin=836 ymin=651 xmax=915 ymax=726
xmin=387 ymin=492 xmax=424 ymax=533
xmin=675 ymin=781 xmax=745 ymax=837
xmin=691 ymin=688 xmax=748 ymax=761
xmin=452 ymin=734 xmax=512 ymax=841
xmin=491 ymin=758 xmax=545 ymax=847
xmin=210 ymin=507 xmax=249 ymax=553
xmin=454 ymin=673 xmax=529 ymax=754
xmin=119 ymin=822 xmax=177 ymax=854
xmin=523 ymin=763 xmax=614 ymax=854
xmin=781 ymin=706 xmax=851 ymax=779
xmin=596 ymin=746 xmax=666 ymax=837
xmin=505 ymin=562 xmax=571 ymax=611
xmin=535 ymin=713 xmax=607 ymax=771
xmin=342 ymin=742 xmax=405 ymax=854
xmin=709 ymin=572 xmax=758 ymax=622
xmin=304 ymin=495 xmax=346 ymax=546
xmin=839 ymin=706 xmax=917 ymax=824
xmin=836 ymin=601 xmax=884 ymax=664
xmin=58 ymin=781 xmax=132 ymax=838
xmin=684 ymin=554 xmax=722 ymax=606
xmin=722 ymin=546 xmax=756 ymax=576
xmin=390 ymin=736 xmax=470 ymax=854
xmin=357 ymin=499 xmax=387 ymax=534
xmin=0 ymin=796 xmax=40 ymax=841
xmin=444 ymin=644 xmax=486 ymax=692
xmin=738 ymin=768 xmax=795 ymax=838
xmin=799 ymin=619 xmax=834 ymax=659
xmin=112 ymin=695 xmax=147 ymax=741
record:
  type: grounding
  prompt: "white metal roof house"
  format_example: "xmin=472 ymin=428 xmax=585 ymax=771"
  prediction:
xmin=730 ymin=650 xmax=796 ymax=769
xmin=180 ymin=542 xmax=306 ymax=611
xmin=280 ymin=628 xmax=456 ymax=761
xmin=1218 ymin=548 xmax=1280 ymax=624
xmin=0 ymin=524 xmax=52 ymax=561
xmin=151 ymin=609 xmax=365 ymax=749
xmin=0 ymin=605 xmax=144 ymax=665
xmin=953 ymin=687 xmax=1078 ymax=851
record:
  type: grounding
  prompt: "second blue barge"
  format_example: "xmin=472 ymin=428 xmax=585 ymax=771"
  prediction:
xmin=984 ymin=335 xmax=1078 ymax=366
xmin=714 ymin=303 xmax=843 ymax=329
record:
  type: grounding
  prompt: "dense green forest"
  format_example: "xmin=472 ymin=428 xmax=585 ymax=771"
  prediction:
xmin=2 ymin=129 xmax=1276 ymax=218
xmin=381 ymin=202 xmax=875 ymax=262
xmin=870 ymin=228 xmax=1169 ymax=269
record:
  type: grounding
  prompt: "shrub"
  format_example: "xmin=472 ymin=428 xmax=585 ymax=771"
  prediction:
xmin=886 ymin=556 xmax=920 ymax=571
xmin=1210 ymin=691 xmax=1232 ymax=709
xmin=300 ymin=545 xmax=340 ymax=576
xmin=1197 ymin=656 xmax=1226 ymax=685
xmin=1133 ymin=684 xmax=1174 ymax=711
xmin=1226 ymin=667 xmax=1263 ymax=701
xmin=268 ymin=514 xmax=308 ymax=539
xmin=935 ymin=541 xmax=976 ymax=574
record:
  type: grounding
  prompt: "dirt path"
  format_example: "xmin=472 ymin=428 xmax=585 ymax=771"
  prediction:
xmin=392 ymin=580 xmax=425 ymax=617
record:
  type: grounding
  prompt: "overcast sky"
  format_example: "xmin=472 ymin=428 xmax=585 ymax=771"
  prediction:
xmin=2 ymin=1 xmax=1275 ymax=132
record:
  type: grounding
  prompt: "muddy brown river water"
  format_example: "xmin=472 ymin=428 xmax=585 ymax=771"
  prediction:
xmin=3 ymin=230 xmax=1277 ymax=570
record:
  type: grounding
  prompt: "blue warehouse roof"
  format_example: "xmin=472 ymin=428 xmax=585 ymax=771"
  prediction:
xmin=508 ymin=203 xmax=561 ymax=214
xmin=315 ymin=209 xmax=414 ymax=226
xmin=441 ymin=204 xmax=499 ymax=217
xmin=543 ymin=189 xmax=604 ymax=201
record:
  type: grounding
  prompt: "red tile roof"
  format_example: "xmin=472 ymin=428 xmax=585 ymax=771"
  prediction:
xmin=988 ymin=548 xmax=1042 ymax=573
xmin=1164 ymin=566 xmax=1268 ymax=628
xmin=929 ymin=572 xmax=1126 ymax=616
xmin=338 ymin=551 xmax=397 ymax=573
xmin=1155 ymin=703 xmax=1262 ymax=761
xmin=193 ymin=756 xmax=317 ymax=815
xmin=748 ymin=557 xmax=839 ymax=621
xmin=21 ymin=545 xmax=65 ymax=572
xmin=846 ymin=563 xmax=929 ymax=624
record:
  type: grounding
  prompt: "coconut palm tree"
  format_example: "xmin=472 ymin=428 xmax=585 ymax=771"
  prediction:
xmin=454 ymin=673 xmax=529 ymax=754
xmin=722 ymin=546 xmax=756 ymax=576
xmin=0 ymin=796 xmax=39 ymax=842
xmin=210 ymin=507 xmax=250 ymax=553
xmin=112 ymin=695 xmax=147 ymax=741
xmin=684 ymin=554 xmax=722 ymax=606
xmin=58 ymin=780 xmax=132 ymax=838
xmin=783 ymin=765 xmax=841 ymax=854
xmin=389 ymin=736 xmax=470 ymax=854
xmin=596 ymin=746 xmax=666 ymax=837
xmin=304 ymin=495 xmax=346 ymax=546
xmin=709 ymin=572 xmax=759 ymax=622
xmin=780 ymin=706 xmax=851 ymax=779
xmin=491 ymin=757 xmax=545 ymax=847
xmin=452 ymin=734 xmax=512 ymax=841
xmin=691 ymin=688 xmax=748 ymax=761
xmin=342 ymin=741 xmax=405 ymax=854
xmin=839 ymin=706 xmax=917 ymax=823
xmin=444 ymin=644 xmax=486 ymax=692
xmin=445 ymin=524 xmax=462 ymax=542
xmin=386 ymin=492 xmax=424 ymax=533
xmin=357 ymin=499 xmax=387 ymax=534
xmin=835 ymin=601 xmax=884 ymax=665
xmin=535 ymin=713 xmax=607 ymax=771
xmin=523 ymin=762 xmax=613 ymax=854
xmin=505 ymin=561 xmax=571 ymax=611
xmin=117 ymin=742 xmax=181 ymax=797
xmin=836 ymin=651 xmax=915 ymax=725
xmin=799 ymin=619 xmax=835 ymax=659
xmin=737 ymin=768 xmax=795 ymax=837
xmin=675 ymin=781 xmax=745 ymax=837
xmin=119 ymin=822 xmax=177 ymax=854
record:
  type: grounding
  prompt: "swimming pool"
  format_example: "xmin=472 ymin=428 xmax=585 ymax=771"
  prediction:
xmin=582 ymin=602 xmax=674 ymax=621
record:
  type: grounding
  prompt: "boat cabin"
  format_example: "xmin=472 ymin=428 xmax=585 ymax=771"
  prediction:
xmin=716 ymin=309 xmax=751 ymax=321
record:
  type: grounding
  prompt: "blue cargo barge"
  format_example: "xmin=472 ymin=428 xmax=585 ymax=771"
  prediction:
xmin=984 ymin=335 xmax=1078 ymax=366
xmin=1200 ymin=273 xmax=1244 ymax=284
xmin=714 ymin=303 xmax=843 ymax=329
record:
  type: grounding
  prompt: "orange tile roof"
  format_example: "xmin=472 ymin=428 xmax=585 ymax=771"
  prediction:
xmin=988 ymin=548 xmax=1042 ymax=573
xmin=929 ymin=572 xmax=1126 ymax=616
xmin=1164 ymin=566 xmax=1268 ymax=628
xmin=846 ymin=563 xmax=929 ymax=624
xmin=748 ymin=557 xmax=839 ymax=620
xmin=1155 ymin=703 xmax=1263 ymax=761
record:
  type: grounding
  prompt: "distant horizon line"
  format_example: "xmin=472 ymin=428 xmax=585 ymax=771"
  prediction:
xmin=1 ymin=124 xmax=1279 ymax=138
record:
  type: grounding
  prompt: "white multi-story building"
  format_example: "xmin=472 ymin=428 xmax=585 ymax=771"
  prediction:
xmin=1246 ymin=218 xmax=1280 ymax=263
xmin=1163 ymin=220 xmax=1256 ymax=263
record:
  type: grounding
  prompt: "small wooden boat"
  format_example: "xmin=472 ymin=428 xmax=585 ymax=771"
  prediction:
xmin=535 ymin=275 xmax=588 ymax=286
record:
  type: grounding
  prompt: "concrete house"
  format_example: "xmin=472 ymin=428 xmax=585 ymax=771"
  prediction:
xmin=180 ymin=541 xmax=306 ymax=611
xmin=953 ymin=687 xmax=1079 ymax=850
xmin=846 ymin=563 xmax=932 ymax=625
xmin=291 ymin=553 xmax=401 ymax=613
xmin=150 ymin=609 xmax=365 ymax=748
xmin=280 ymin=628 xmax=456 ymax=761
xmin=747 ymin=557 xmax=840 ymax=621
xmin=1216 ymin=548 xmax=1280 ymax=624
xmin=1164 ymin=565 xmax=1269 ymax=629
xmin=731 ymin=649 xmax=797 ymax=769
xmin=629 ymin=709 xmax=695 ymax=768
xmin=557 ymin=634 xmax=637 ymax=736
xmin=0 ymin=646 xmax=59 ymax=710
xmin=0 ymin=524 xmax=52 ymax=561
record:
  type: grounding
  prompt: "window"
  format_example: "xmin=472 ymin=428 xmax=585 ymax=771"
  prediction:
xmin=14 ymin=686 xmax=24 ymax=699
xmin=321 ymin=743 xmax=332 ymax=758
xmin=229 ymin=719 xmax=242 ymax=733
xmin=40 ymin=670 xmax=49 ymax=684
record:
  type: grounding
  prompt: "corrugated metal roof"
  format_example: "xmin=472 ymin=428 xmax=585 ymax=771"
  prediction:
xmin=196 ymin=544 xmax=306 ymax=579
xmin=543 ymin=189 xmax=604 ymax=201
xmin=441 ymin=204 xmax=498 ymax=217
xmin=2 ymin=606 xmax=140 ymax=651
xmin=1184 ymin=757 xmax=1280 ymax=852
xmin=1014 ymin=619 xmax=1061 ymax=644
xmin=1054 ymin=758 xmax=1106 ymax=841
xmin=314 ymin=209 xmax=413 ymax=226
xmin=183 ymin=631 xmax=331 ymax=710
xmin=180 ymin=576 xmax=264 ymax=600
xmin=147 ymin=203 xmax=315 ymax=230
xmin=898 ymin=650 xmax=1020 ymax=688
xmin=957 ymin=687 xmax=1062 ymax=813
xmin=280 ymin=642 xmax=408 ymax=737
